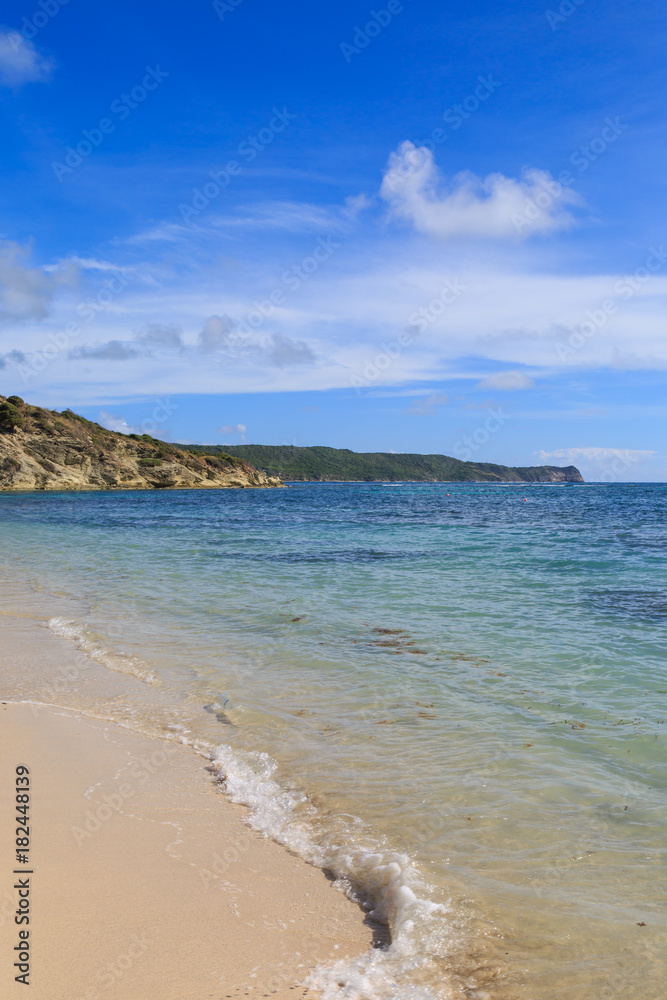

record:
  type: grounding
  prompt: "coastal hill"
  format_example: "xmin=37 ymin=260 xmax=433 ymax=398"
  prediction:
xmin=183 ymin=444 xmax=584 ymax=483
xmin=0 ymin=397 xmax=283 ymax=490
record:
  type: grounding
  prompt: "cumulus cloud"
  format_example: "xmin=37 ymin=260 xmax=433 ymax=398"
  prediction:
xmin=197 ymin=316 xmax=314 ymax=367
xmin=0 ymin=241 xmax=76 ymax=323
xmin=134 ymin=322 xmax=183 ymax=348
xmin=477 ymin=370 xmax=534 ymax=390
xmin=218 ymin=423 xmax=247 ymax=443
xmin=0 ymin=31 xmax=52 ymax=87
xmin=198 ymin=314 xmax=234 ymax=353
xmin=0 ymin=349 xmax=26 ymax=369
xmin=380 ymin=141 xmax=581 ymax=239
xmin=97 ymin=411 xmax=136 ymax=434
xmin=70 ymin=341 xmax=138 ymax=361
xmin=267 ymin=333 xmax=315 ymax=367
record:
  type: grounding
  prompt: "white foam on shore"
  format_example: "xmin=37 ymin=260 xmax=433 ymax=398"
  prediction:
xmin=48 ymin=617 xmax=159 ymax=685
xmin=210 ymin=743 xmax=466 ymax=1000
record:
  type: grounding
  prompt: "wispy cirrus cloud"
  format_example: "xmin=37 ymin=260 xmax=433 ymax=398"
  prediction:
xmin=478 ymin=370 xmax=534 ymax=390
xmin=536 ymin=447 xmax=657 ymax=463
xmin=404 ymin=392 xmax=449 ymax=415
xmin=0 ymin=30 xmax=52 ymax=87
xmin=209 ymin=201 xmax=350 ymax=233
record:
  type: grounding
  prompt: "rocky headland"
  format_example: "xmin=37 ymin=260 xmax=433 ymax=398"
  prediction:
xmin=0 ymin=397 xmax=284 ymax=491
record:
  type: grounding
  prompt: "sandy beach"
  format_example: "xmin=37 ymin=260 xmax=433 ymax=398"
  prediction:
xmin=0 ymin=600 xmax=371 ymax=1000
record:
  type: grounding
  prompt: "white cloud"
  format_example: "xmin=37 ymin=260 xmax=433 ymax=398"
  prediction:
xmin=210 ymin=201 xmax=348 ymax=234
xmin=97 ymin=411 xmax=135 ymax=434
xmin=218 ymin=423 xmax=247 ymax=443
xmin=0 ymin=349 xmax=25 ymax=368
xmin=0 ymin=241 xmax=76 ymax=323
xmin=67 ymin=257 xmax=128 ymax=273
xmin=198 ymin=314 xmax=233 ymax=354
xmin=7 ymin=211 xmax=667 ymax=402
xmin=96 ymin=410 xmax=172 ymax=440
xmin=196 ymin=315 xmax=314 ymax=367
xmin=477 ymin=370 xmax=534 ymax=390
xmin=535 ymin=447 xmax=658 ymax=481
xmin=71 ymin=341 xmax=138 ymax=361
xmin=267 ymin=333 xmax=315 ymax=367
xmin=536 ymin=447 xmax=657 ymax=462
xmin=0 ymin=31 xmax=52 ymax=87
xmin=135 ymin=323 xmax=183 ymax=348
xmin=380 ymin=141 xmax=581 ymax=239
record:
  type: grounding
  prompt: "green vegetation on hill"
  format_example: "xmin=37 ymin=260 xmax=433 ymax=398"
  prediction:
xmin=180 ymin=444 xmax=584 ymax=483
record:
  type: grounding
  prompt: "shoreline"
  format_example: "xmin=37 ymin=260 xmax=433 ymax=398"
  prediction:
xmin=0 ymin=587 xmax=372 ymax=998
xmin=0 ymin=699 xmax=372 ymax=999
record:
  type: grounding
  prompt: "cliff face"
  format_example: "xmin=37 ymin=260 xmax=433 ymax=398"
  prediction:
xmin=473 ymin=463 xmax=584 ymax=483
xmin=0 ymin=398 xmax=284 ymax=491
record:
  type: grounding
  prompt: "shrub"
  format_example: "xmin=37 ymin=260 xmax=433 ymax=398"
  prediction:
xmin=0 ymin=402 xmax=25 ymax=430
xmin=7 ymin=396 xmax=24 ymax=407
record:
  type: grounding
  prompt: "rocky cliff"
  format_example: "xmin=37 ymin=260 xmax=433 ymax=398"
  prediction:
xmin=0 ymin=397 xmax=284 ymax=491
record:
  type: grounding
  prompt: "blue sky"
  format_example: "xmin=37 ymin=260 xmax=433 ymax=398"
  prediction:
xmin=0 ymin=0 xmax=666 ymax=480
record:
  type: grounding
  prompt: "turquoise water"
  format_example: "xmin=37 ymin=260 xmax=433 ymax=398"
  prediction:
xmin=1 ymin=482 xmax=666 ymax=998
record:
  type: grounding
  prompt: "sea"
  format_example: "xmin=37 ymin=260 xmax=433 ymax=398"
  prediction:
xmin=0 ymin=481 xmax=665 ymax=999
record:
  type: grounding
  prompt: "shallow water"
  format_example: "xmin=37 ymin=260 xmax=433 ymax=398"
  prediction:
xmin=1 ymin=482 xmax=665 ymax=998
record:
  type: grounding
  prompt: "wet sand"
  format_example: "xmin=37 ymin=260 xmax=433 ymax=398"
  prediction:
xmin=0 ymin=620 xmax=370 ymax=1000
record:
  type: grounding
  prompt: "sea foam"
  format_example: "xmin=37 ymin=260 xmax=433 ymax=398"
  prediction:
xmin=210 ymin=742 xmax=467 ymax=999
xmin=48 ymin=617 xmax=159 ymax=685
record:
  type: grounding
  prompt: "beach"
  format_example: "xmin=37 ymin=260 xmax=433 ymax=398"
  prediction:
xmin=0 ymin=608 xmax=371 ymax=1000
xmin=1 ymin=482 xmax=666 ymax=1000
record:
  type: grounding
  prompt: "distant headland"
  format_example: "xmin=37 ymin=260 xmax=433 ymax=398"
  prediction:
xmin=182 ymin=443 xmax=584 ymax=484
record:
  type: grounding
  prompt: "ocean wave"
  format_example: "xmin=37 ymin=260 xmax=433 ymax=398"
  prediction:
xmin=48 ymin=617 xmax=160 ymax=685
xmin=206 ymin=548 xmax=431 ymax=564
xmin=209 ymin=743 xmax=475 ymax=999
